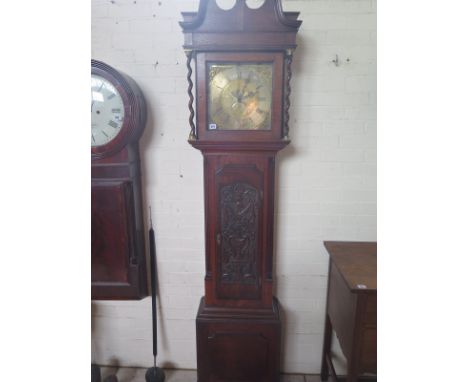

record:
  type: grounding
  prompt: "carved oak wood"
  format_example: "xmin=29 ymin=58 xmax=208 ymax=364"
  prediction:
xmin=180 ymin=1 xmax=301 ymax=380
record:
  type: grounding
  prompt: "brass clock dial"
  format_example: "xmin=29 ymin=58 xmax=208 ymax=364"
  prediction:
xmin=208 ymin=63 xmax=273 ymax=131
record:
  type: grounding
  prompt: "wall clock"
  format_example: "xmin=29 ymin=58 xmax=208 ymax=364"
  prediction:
xmin=91 ymin=59 xmax=148 ymax=300
xmin=91 ymin=73 xmax=125 ymax=147
xmin=180 ymin=1 xmax=301 ymax=381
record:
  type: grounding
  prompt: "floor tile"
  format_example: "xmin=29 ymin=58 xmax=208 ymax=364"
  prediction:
xmin=305 ymin=375 xmax=322 ymax=382
xmin=115 ymin=367 xmax=138 ymax=382
xmin=100 ymin=366 xmax=117 ymax=373
xmin=95 ymin=366 xmax=326 ymax=382
xmin=127 ymin=368 xmax=147 ymax=382
xmin=100 ymin=366 xmax=119 ymax=381
xmin=280 ymin=374 xmax=305 ymax=382
xmin=164 ymin=369 xmax=197 ymax=381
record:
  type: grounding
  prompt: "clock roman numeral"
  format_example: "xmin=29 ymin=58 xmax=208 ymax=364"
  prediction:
xmin=108 ymin=120 xmax=118 ymax=128
xmin=102 ymin=131 xmax=109 ymax=138
xmin=111 ymin=108 xmax=121 ymax=113
xmin=92 ymin=134 xmax=95 ymax=142
xmin=107 ymin=93 xmax=116 ymax=100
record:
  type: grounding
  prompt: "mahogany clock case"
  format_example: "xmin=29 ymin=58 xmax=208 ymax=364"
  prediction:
xmin=180 ymin=1 xmax=302 ymax=381
xmin=91 ymin=60 xmax=148 ymax=300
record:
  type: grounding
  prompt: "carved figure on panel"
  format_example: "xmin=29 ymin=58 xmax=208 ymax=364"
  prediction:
xmin=219 ymin=182 xmax=259 ymax=284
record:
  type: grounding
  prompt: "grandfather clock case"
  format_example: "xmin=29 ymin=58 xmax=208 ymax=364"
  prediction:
xmin=180 ymin=1 xmax=301 ymax=380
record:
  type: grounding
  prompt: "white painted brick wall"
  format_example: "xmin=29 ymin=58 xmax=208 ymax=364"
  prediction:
xmin=91 ymin=0 xmax=376 ymax=374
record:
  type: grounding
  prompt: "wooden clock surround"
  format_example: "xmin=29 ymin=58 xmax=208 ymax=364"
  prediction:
xmin=91 ymin=60 xmax=148 ymax=300
xmin=180 ymin=1 xmax=301 ymax=381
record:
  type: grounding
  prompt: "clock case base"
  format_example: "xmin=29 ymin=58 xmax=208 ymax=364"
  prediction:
xmin=196 ymin=296 xmax=281 ymax=382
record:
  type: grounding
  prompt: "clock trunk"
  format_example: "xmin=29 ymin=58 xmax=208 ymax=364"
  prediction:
xmin=91 ymin=146 xmax=148 ymax=300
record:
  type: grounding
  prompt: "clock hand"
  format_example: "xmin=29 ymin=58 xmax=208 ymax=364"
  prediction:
xmin=91 ymin=90 xmax=95 ymax=112
xmin=230 ymin=91 xmax=243 ymax=103
xmin=240 ymin=74 xmax=252 ymax=98
xmin=245 ymin=90 xmax=257 ymax=98
xmin=245 ymin=83 xmax=264 ymax=99
xmin=91 ymin=82 xmax=105 ymax=112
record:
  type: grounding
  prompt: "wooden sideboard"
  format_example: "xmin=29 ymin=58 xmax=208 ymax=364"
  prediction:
xmin=321 ymin=241 xmax=377 ymax=382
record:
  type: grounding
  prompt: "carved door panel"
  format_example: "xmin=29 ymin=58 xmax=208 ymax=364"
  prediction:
xmin=214 ymin=163 xmax=264 ymax=301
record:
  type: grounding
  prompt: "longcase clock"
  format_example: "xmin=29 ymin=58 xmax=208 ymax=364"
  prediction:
xmin=91 ymin=59 xmax=148 ymax=300
xmin=180 ymin=1 xmax=301 ymax=381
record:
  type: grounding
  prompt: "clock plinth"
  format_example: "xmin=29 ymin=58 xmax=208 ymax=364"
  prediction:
xmin=196 ymin=297 xmax=281 ymax=382
xmin=181 ymin=1 xmax=301 ymax=380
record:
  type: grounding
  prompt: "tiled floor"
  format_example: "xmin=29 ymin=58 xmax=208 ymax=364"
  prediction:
xmin=99 ymin=367 xmax=322 ymax=382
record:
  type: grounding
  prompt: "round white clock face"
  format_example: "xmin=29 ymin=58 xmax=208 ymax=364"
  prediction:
xmin=91 ymin=74 xmax=125 ymax=147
